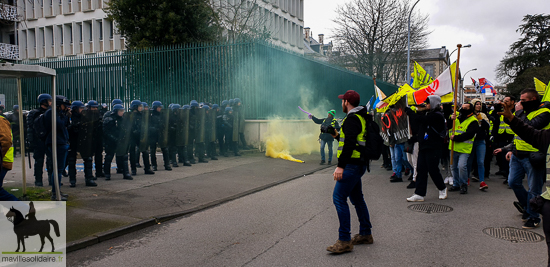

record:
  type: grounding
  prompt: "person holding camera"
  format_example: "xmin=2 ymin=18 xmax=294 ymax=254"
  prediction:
xmin=310 ymin=110 xmax=340 ymax=165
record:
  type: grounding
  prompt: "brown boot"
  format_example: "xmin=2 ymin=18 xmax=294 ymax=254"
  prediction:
xmin=351 ymin=234 xmax=373 ymax=245
xmin=326 ymin=240 xmax=353 ymax=254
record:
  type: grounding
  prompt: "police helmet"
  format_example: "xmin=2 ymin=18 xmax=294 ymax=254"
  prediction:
xmin=202 ymin=105 xmax=210 ymax=110
xmin=152 ymin=101 xmax=163 ymax=110
xmin=221 ymin=100 xmax=228 ymax=107
xmin=234 ymin=98 xmax=241 ymax=104
xmin=190 ymin=100 xmax=199 ymax=108
xmin=225 ymin=107 xmax=233 ymax=113
xmin=38 ymin=94 xmax=52 ymax=104
xmin=182 ymin=105 xmax=190 ymax=110
xmin=112 ymin=99 xmax=123 ymax=107
xmin=56 ymin=95 xmax=71 ymax=107
xmin=71 ymin=101 xmax=85 ymax=109
xmin=229 ymin=99 xmax=235 ymax=106
xmin=212 ymin=104 xmax=219 ymax=110
xmin=113 ymin=104 xmax=124 ymax=112
xmin=171 ymin=104 xmax=181 ymax=110
xmin=141 ymin=102 xmax=148 ymax=108
xmin=88 ymin=100 xmax=99 ymax=108
xmin=130 ymin=100 xmax=142 ymax=110
xmin=13 ymin=105 xmax=19 ymax=111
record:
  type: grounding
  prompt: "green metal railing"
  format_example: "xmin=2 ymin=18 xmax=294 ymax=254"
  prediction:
xmin=4 ymin=41 xmax=398 ymax=119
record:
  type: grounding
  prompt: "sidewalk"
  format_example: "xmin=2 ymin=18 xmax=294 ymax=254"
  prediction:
xmin=3 ymin=150 xmax=332 ymax=248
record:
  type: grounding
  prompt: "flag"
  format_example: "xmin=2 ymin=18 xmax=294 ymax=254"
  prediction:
xmin=411 ymin=62 xmax=434 ymax=89
xmin=543 ymin=81 xmax=550 ymax=102
xmin=471 ymin=77 xmax=480 ymax=93
xmin=535 ymin=78 xmax=547 ymax=96
xmin=365 ymin=95 xmax=375 ymax=112
xmin=410 ymin=63 xmax=456 ymax=105
xmin=479 ymin=78 xmax=496 ymax=96
xmin=374 ymin=85 xmax=388 ymax=110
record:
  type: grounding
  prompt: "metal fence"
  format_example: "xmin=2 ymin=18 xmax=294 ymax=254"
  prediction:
xmin=4 ymin=41 xmax=398 ymax=119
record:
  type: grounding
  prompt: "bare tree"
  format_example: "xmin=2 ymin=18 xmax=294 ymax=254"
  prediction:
xmin=211 ymin=0 xmax=274 ymax=42
xmin=332 ymin=0 xmax=430 ymax=84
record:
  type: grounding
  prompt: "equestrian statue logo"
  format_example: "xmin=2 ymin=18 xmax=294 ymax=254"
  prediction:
xmin=5 ymin=202 xmax=60 ymax=252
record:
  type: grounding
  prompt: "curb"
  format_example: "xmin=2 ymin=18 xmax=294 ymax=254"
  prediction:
xmin=66 ymin=164 xmax=333 ymax=253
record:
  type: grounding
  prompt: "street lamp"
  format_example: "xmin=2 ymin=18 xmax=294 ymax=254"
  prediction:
xmin=448 ymin=44 xmax=471 ymax=65
xmin=461 ymin=68 xmax=477 ymax=103
xmin=407 ymin=0 xmax=421 ymax=80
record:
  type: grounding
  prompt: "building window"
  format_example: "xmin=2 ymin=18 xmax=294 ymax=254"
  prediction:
xmin=424 ymin=64 xmax=434 ymax=77
xmin=98 ymin=20 xmax=103 ymax=40
xmin=69 ymin=25 xmax=73 ymax=43
xmin=79 ymin=23 xmax=82 ymax=43
xmin=109 ymin=21 xmax=114 ymax=39
xmin=89 ymin=23 xmax=92 ymax=41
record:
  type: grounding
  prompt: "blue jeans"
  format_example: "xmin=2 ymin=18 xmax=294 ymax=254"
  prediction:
xmin=0 ymin=169 xmax=19 ymax=201
xmin=333 ymin=164 xmax=372 ymax=241
xmin=467 ymin=139 xmax=486 ymax=182
xmin=508 ymin=154 xmax=545 ymax=220
xmin=389 ymin=143 xmax=406 ymax=178
xmin=320 ymin=140 xmax=333 ymax=162
xmin=451 ymin=152 xmax=470 ymax=187
xmin=47 ymin=144 xmax=69 ymax=194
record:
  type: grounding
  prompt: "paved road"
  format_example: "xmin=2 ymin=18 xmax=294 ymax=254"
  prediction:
xmin=68 ymin=164 xmax=547 ymax=266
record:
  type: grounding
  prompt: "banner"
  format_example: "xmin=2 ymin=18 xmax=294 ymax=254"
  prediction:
xmin=535 ymin=77 xmax=547 ymax=96
xmin=376 ymin=97 xmax=410 ymax=146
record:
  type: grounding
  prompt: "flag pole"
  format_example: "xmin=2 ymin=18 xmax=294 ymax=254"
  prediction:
xmin=450 ymin=44 xmax=462 ymax=165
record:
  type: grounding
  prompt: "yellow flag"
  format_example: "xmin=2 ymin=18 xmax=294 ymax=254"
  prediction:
xmin=542 ymin=81 xmax=550 ymax=102
xmin=412 ymin=62 xmax=434 ymax=89
xmin=441 ymin=93 xmax=454 ymax=103
xmin=449 ymin=62 xmax=458 ymax=90
xmin=535 ymin=78 xmax=547 ymax=96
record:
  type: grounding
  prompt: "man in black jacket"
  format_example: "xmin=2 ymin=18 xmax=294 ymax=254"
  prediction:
xmin=405 ymin=96 xmax=448 ymax=201
xmin=26 ymin=94 xmax=53 ymax=186
xmin=326 ymin=90 xmax=372 ymax=254
xmin=310 ymin=110 xmax=340 ymax=165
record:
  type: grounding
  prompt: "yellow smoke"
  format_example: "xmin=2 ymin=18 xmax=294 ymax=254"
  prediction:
xmin=263 ymin=86 xmax=335 ymax=163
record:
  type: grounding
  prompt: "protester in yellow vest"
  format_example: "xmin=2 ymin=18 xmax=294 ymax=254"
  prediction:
xmin=448 ymin=103 xmax=479 ymax=194
xmin=0 ymin=113 xmax=18 ymax=201
xmin=499 ymin=101 xmax=550 ymax=265
xmin=494 ymin=89 xmax=550 ymax=229
xmin=326 ymin=90 xmax=372 ymax=254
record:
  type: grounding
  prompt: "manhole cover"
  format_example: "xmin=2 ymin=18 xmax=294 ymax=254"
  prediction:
xmin=483 ymin=227 xmax=545 ymax=243
xmin=407 ymin=203 xmax=453 ymax=214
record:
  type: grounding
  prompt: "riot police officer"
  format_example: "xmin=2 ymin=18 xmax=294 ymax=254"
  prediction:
xmin=26 ymin=94 xmax=53 ymax=186
xmin=168 ymin=104 xmax=182 ymax=167
xmin=233 ymin=98 xmax=249 ymax=149
xmin=88 ymin=100 xmax=105 ymax=178
xmin=103 ymin=104 xmax=133 ymax=180
xmin=67 ymin=101 xmax=98 ymax=187
xmin=222 ymin=107 xmax=240 ymax=156
xmin=187 ymin=101 xmax=200 ymax=164
xmin=149 ymin=101 xmax=172 ymax=171
xmin=129 ymin=100 xmax=154 ymax=175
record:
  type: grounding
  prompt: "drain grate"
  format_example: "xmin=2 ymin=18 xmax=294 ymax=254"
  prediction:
xmin=407 ymin=203 xmax=453 ymax=214
xmin=483 ymin=227 xmax=545 ymax=243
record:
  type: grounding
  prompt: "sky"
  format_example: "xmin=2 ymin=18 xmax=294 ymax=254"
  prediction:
xmin=304 ymin=0 xmax=548 ymax=86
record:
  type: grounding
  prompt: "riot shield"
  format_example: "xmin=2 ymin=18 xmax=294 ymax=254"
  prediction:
xmin=116 ymin=113 xmax=132 ymax=156
xmin=232 ymin=110 xmax=239 ymax=142
xmin=78 ymin=110 xmax=96 ymax=158
xmin=158 ymin=109 xmax=170 ymax=148
xmin=176 ymin=109 xmax=190 ymax=146
xmin=209 ymin=109 xmax=217 ymax=143
xmin=195 ymin=108 xmax=206 ymax=143
xmin=238 ymin=107 xmax=245 ymax=133
xmin=139 ymin=110 xmax=150 ymax=152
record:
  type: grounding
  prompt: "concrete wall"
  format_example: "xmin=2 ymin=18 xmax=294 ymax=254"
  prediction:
xmin=244 ymin=119 xmax=317 ymax=150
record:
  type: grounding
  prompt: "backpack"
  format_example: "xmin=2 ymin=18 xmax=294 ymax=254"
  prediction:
xmin=33 ymin=113 xmax=49 ymax=142
xmin=357 ymin=113 xmax=384 ymax=172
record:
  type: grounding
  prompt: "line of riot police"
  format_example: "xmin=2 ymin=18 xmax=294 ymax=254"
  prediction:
xmin=26 ymin=94 xmax=248 ymax=197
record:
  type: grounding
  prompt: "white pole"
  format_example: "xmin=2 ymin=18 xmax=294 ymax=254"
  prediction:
xmin=52 ymin=76 xmax=60 ymax=201
xmin=17 ymin=78 xmax=26 ymax=197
